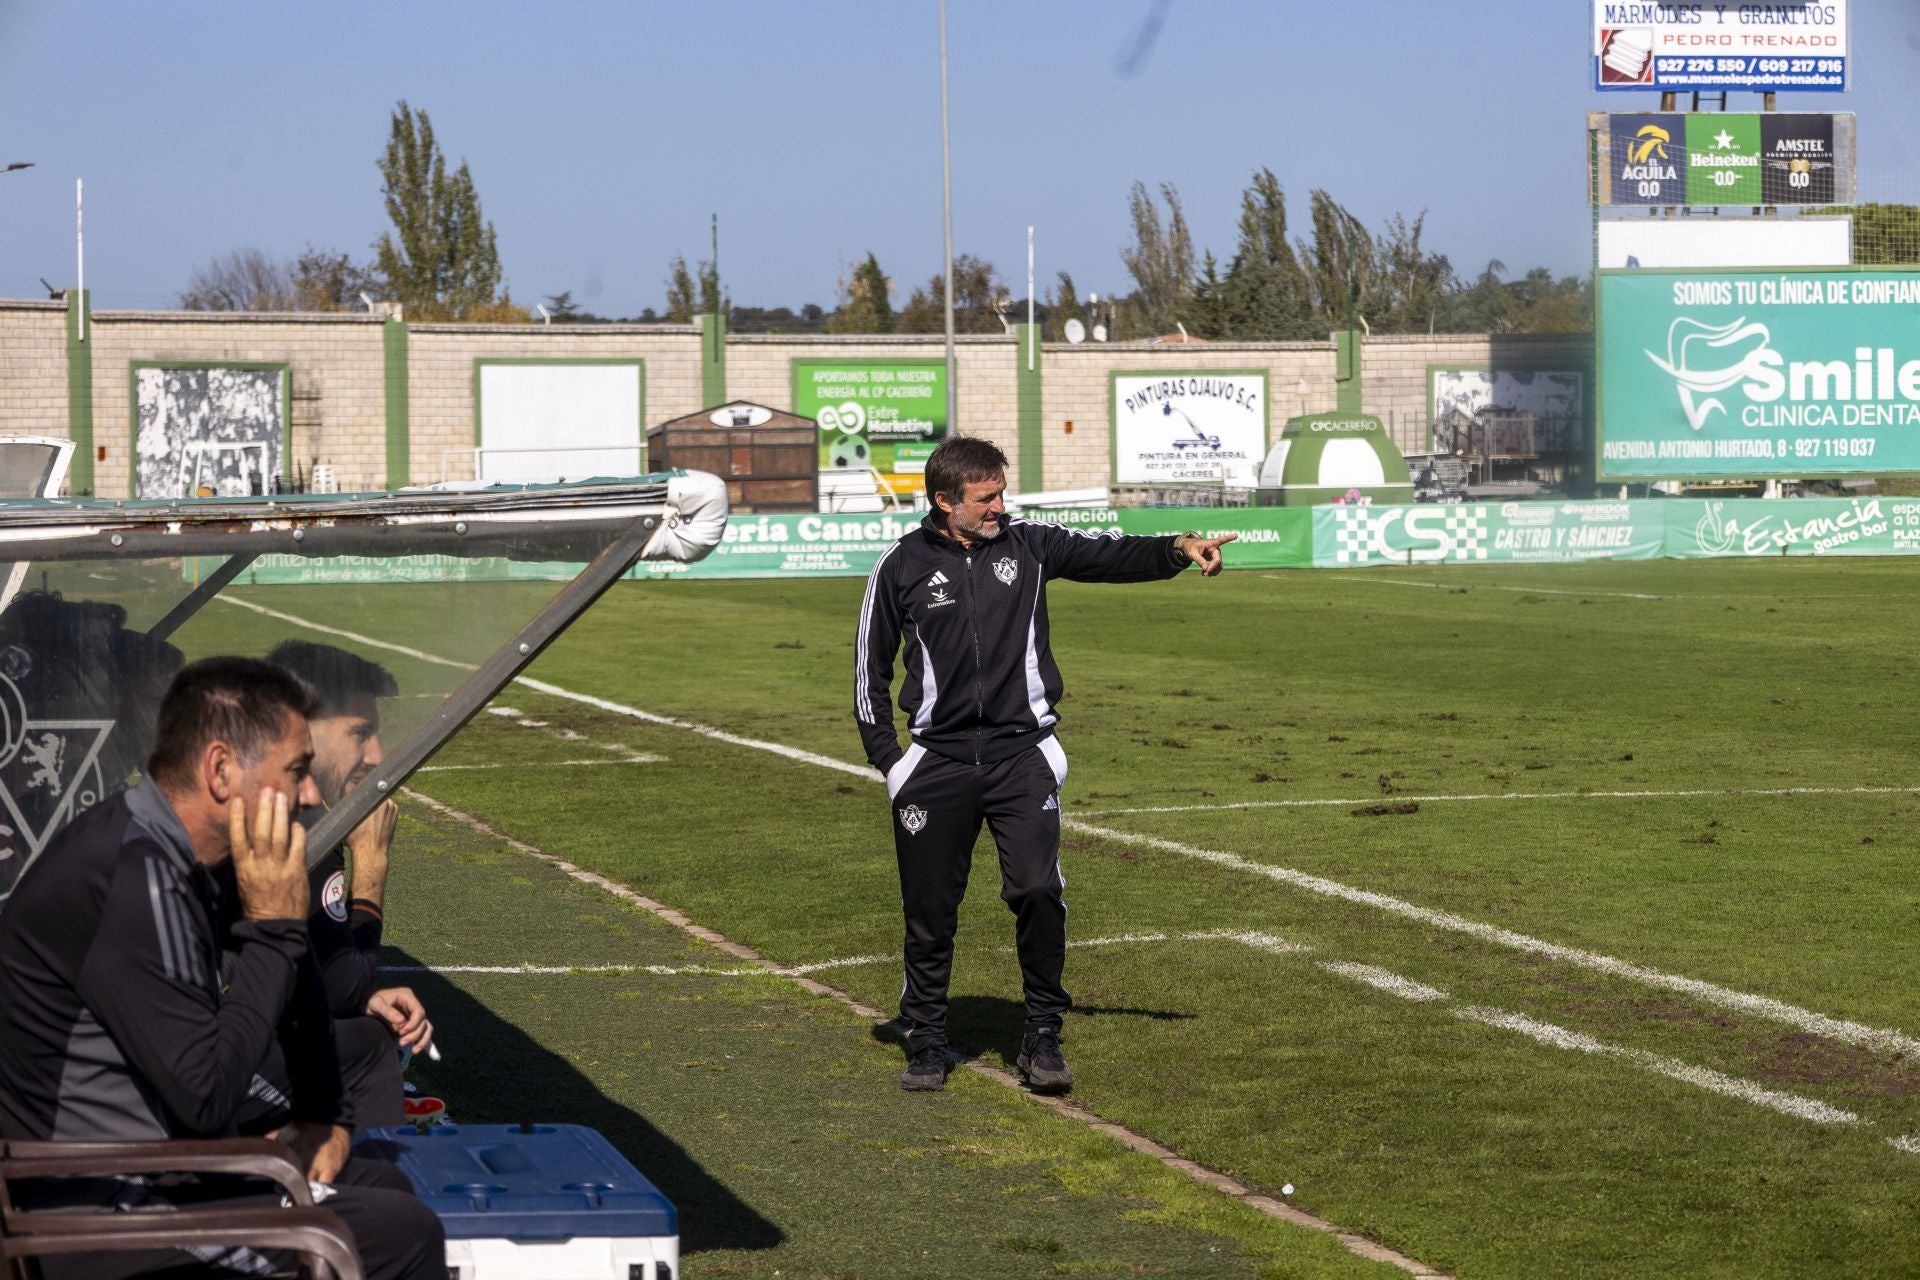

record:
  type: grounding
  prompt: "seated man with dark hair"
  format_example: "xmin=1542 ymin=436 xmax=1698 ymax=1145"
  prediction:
xmin=266 ymin=641 xmax=432 ymax=1057
xmin=0 ymin=656 xmax=443 ymax=1280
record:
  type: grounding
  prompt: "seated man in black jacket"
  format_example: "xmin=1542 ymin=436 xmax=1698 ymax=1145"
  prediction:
xmin=0 ymin=656 xmax=443 ymax=1280
xmin=267 ymin=640 xmax=429 ymax=1050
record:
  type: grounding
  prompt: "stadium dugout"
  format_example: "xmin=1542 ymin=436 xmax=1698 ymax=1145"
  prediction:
xmin=0 ymin=471 xmax=726 ymax=1278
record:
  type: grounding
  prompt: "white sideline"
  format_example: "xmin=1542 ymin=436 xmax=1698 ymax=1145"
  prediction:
xmin=217 ymin=595 xmax=874 ymax=780
xmin=1077 ymin=784 xmax=1920 ymax=818
xmin=1306 ymin=574 xmax=1667 ymax=601
xmin=415 ymin=759 xmax=659 ymax=773
xmin=224 ymin=596 xmax=1920 ymax=1067
xmin=1063 ymin=818 xmax=1920 ymax=1059
xmin=1451 ymin=1006 xmax=1861 ymax=1128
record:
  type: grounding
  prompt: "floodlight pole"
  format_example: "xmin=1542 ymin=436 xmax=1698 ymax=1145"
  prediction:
xmin=939 ymin=0 xmax=956 ymax=431
xmin=1026 ymin=225 xmax=1035 ymax=371
xmin=75 ymin=180 xmax=84 ymax=341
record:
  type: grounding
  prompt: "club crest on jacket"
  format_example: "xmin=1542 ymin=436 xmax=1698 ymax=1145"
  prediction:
xmin=993 ymin=556 xmax=1018 ymax=586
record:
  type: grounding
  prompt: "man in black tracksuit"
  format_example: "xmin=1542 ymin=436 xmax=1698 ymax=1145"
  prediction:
xmin=856 ymin=436 xmax=1234 ymax=1092
xmin=0 ymin=657 xmax=443 ymax=1280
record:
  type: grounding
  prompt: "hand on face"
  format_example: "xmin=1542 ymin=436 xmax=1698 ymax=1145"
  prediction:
xmin=366 ymin=985 xmax=433 ymax=1053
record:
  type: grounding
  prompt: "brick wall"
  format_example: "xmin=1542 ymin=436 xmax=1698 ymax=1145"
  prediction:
xmin=1359 ymin=333 xmax=1594 ymax=455
xmin=0 ymin=302 xmax=74 ymax=443
xmin=404 ymin=324 xmax=700 ymax=483
xmin=1040 ymin=342 xmax=1339 ymax=490
xmin=87 ymin=311 xmax=387 ymax=497
xmin=727 ymin=334 xmax=1029 ymax=488
xmin=0 ymin=296 xmax=1596 ymax=498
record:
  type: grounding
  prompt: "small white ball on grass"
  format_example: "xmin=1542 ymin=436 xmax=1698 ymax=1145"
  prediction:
xmin=1281 ymin=1184 xmax=1294 ymax=1196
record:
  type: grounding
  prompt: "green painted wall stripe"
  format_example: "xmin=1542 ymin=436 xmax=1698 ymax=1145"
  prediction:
xmin=700 ymin=312 xmax=727 ymax=406
xmin=1015 ymin=323 xmax=1043 ymax=492
xmin=384 ymin=317 xmax=410 ymax=489
xmin=1335 ymin=331 xmax=1363 ymax=416
xmin=65 ymin=289 xmax=93 ymax=495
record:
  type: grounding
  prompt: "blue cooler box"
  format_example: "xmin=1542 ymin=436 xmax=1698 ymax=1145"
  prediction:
xmin=358 ymin=1123 xmax=678 ymax=1280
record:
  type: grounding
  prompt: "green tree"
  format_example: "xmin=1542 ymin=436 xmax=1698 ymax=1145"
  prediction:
xmin=1119 ymin=180 xmax=1194 ymax=336
xmin=896 ymin=255 xmax=1003 ymax=334
xmin=1186 ymin=252 xmax=1230 ymax=339
xmin=1297 ymin=189 xmax=1373 ymax=332
xmin=374 ymin=101 xmax=504 ymax=320
xmin=292 ymin=246 xmax=381 ymax=312
xmin=1219 ymin=168 xmax=1314 ymax=340
xmin=1365 ymin=212 xmax=1454 ymax=334
xmin=663 ymin=253 xmax=725 ymax=322
xmin=699 ymin=258 xmax=727 ymax=318
xmin=1046 ymin=270 xmax=1084 ymax=341
xmin=827 ymin=253 xmax=895 ymax=333
xmin=663 ymin=254 xmax=699 ymax=323
xmin=1824 ymin=203 xmax=1920 ymax=265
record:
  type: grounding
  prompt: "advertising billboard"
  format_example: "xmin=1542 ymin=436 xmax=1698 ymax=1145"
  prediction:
xmin=793 ymin=359 xmax=948 ymax=498
xmin=1597 ymin=267 xmax=1920 ymax=479
xmin=1111 ymin=370 xmax=1268 ymax=484
xmin=1595 ymin=218 xmax=1851 ymax=269
xmin=1592 ymin=112 xmax=1854 ymax=206
xmin=1592 ymin=2 xmax=1848 ymax=93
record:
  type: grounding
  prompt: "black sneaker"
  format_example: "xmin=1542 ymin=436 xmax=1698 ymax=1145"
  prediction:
xmin=1017 ymin=1030 xmax=1073 ymax=1093
xmin=900 ymin=1044 xmax=949 ymax=1091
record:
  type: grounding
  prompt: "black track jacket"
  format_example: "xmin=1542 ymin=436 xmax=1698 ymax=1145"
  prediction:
xmin=856 ymin=514 xmax=1189 ymax=773
xmin=0 ymin=783 xmax=342 ymax=1143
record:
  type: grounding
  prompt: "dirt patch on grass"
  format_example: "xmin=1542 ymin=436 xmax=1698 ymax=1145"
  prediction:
xmin=1748 ymin=1032 xmax=1920 ymax=1098
xmin=1062 ymin=835 xmax=1139 ymax=862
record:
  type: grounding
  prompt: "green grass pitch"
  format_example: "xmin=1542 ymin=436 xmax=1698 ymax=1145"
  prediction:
xmin=230 ymin=555 xmax=1920 ymax=1278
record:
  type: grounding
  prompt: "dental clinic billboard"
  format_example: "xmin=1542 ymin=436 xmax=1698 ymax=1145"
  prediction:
xmin=1598 ymin=268 xmax=1920 ymax=480
xmin=1112 ymin=370 xmax=1268 ymax=484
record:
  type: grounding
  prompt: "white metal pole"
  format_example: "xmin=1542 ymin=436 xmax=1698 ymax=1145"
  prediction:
xmin=75 ymin=179 xmax=84 ymax=341
xmin=939 ymin=0 xmax=956 ymax=431
xmin=1026 ymin=225 xmax=1035 ymax=372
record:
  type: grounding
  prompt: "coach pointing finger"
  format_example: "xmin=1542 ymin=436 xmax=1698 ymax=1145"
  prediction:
xmin=856 ymin=436 xmax=1232 ymax=1096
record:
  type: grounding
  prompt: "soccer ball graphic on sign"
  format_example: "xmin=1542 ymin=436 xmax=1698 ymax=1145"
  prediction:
xmin=828 ymin=435 xmax=870 ymax=469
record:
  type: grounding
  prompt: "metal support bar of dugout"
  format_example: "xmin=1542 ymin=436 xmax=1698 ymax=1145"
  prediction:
xmin=299 ymin=512 xmax=662 ymax=866
xmin=146 ymin=554 xmax=259 ymax=644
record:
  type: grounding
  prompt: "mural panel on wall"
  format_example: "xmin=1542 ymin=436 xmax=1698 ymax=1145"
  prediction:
xmin=1430 ymin=369 xmax=1585 ymax=456
xmin=135 ymin=367 xmax=284 ymax=498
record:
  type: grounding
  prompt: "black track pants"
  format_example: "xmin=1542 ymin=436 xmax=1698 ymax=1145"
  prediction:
xmin=887 ymin=737 xmax=1070 ymax=1049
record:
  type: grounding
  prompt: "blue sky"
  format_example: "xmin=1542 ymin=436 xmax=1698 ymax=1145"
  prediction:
xmin=1 ymin=1 xmax=1915 ymax=315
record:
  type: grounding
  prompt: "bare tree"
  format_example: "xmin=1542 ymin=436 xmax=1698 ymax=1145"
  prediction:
xmin=179 ymin=248 xmax=298 ymax=311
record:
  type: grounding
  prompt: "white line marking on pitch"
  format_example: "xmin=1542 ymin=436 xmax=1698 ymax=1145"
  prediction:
xmin=227 ymin=596 xmax=1920 ymax=1074
xmin=1450 ymin=1006 xmax=1861 ymax=1128
xmin=481 ymin=705 xmax=661 ymax=765
xmin=398 ymin=793 xmax=1449 ymax=1277
xmin=1062 ymin=817 xmax=1920 ymax=1060
xmin=1305 ymin=574 xmax=1668 ymax=601
xmin=1077 ymin=784 xmax=1920 ymax=818
xmin=415 ymin=759 xmax=659 ymax=773
xmin=380 ymin=955 xmax=893 ymax=978
xmin=381 ymin=962 xmax=765 ymax=977
xmin=221 ymin=597 xmax=840 ymax=773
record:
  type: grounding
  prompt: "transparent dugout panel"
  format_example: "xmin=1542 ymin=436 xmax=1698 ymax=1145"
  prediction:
xmin=0 ymin=476 xmax=725 ymax=903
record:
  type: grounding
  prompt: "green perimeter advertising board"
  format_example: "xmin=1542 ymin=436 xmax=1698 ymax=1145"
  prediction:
xmin=794 ymin=359 xmax=947 ymax=499
xmin=1598 ymin=268 xmax=1920 ymax=481
xmin=208 ymin=495 xmax=1920 ymax=584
